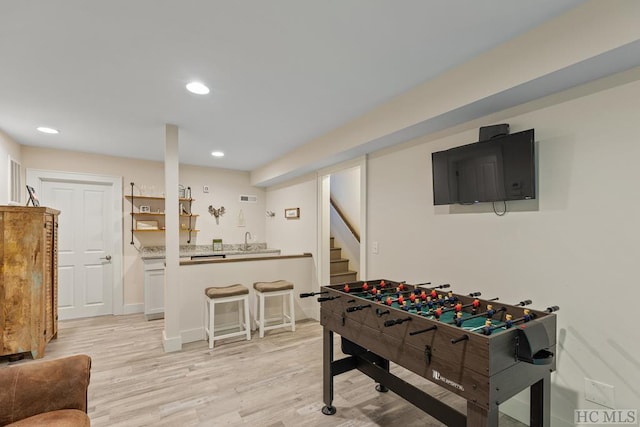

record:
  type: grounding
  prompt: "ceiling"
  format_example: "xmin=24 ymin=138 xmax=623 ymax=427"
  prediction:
xmin=0 ymin=0 xmax=588 ymax=173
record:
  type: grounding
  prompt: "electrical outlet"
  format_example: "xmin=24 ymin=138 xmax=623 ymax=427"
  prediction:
xmin=372 ymin=242 xmax=379 ymax=254
xmin=585 ymin=378 xmax=615 ymax=408
xmin=203 ymin=185 xmax=209 ymax=193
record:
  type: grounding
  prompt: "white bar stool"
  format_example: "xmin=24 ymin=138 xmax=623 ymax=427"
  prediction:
xmin=204 ymin=284 xmax=251 ymax=349
xmin=253 ymin=280 xmax=295 ymax=338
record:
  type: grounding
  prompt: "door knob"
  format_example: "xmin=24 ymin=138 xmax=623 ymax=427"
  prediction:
xmin=101 ymin=255 xmax=112 ymax=261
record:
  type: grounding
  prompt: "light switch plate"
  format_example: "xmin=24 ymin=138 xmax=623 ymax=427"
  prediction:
xmin=203 ymin=185 xmax=209 ymax=193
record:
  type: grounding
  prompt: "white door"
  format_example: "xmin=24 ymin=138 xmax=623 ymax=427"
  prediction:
xmin=41 ymin=180 xmax=114 ymax=319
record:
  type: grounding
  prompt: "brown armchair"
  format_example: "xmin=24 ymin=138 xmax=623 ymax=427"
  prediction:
xmin=0 ymin=354 xmax=91 ymax=426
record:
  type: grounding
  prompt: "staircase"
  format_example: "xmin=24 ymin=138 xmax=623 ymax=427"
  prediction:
xmin=330 ymin=237 xmax=357 ymax=284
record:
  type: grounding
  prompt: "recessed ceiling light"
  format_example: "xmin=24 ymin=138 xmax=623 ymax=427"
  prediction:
xmin=186 ymin=82 xmax=210 ymax=95
xmin=211 ymin=151 xmax=224 ymax=157
xmin=37 ymin=126 xmax=59 ymax=134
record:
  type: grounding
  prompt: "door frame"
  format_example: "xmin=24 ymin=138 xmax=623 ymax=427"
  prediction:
xmin=316 ymin=156 xmax=368 ymax=288
xmin=26 ymin=169 xmax=124 ymax=316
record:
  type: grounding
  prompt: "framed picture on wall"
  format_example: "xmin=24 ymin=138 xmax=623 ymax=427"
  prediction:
xmin=26 ymin=185 xmax=40 ymax=207
xmin=284 ymin=207 xmax=300 ymax=219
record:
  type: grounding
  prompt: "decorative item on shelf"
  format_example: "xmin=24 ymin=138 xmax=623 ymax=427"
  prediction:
xmin=285 ymin=207 xmax=300 ymax=219
xmin=180 ymin=203 xmax=190 ymax=215
xmin=266 ymin=210 xmax=275 ymax=217
xmin=178 ymin=184 xmax=186 ymax=198
xmin=208 ymin=205 xmax=225 ymax=224
xmin=180 ymin=223 xmax=188 ymax=230
xmin=140 ymin=205 xmax=151 ymax=213
xmin=136 ymin=220 xmax=159 ymax=230
xmin=212 ymin=239 xmax=223 ymax=251
xmin=25 ymin=185 xmax=40 ymax=207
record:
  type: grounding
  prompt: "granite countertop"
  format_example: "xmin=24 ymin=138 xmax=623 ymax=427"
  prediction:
xmin=140 ymin=243 xmax=280 ymax=260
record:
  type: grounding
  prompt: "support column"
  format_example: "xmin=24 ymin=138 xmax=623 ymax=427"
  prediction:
xmin=163 ymin=124 xmax=182 ymax=352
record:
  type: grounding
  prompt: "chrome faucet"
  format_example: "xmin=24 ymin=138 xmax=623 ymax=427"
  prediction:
xmin=244 ymin=231 xmax=252 ymax=251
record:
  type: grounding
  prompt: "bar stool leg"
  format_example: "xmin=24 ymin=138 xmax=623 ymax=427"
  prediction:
xmin=289 ymin=289 xmax=296 ymax=332
xmin=259 ymin=292 xmax=265 ymax=338
xmin=208 ymin=298 xmax=215 ymax=349
xmin=244 ymin=296 xmax=251 ymax=341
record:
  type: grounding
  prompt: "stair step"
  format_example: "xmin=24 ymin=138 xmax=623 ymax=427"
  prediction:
xmin=330 ymin=247 xmax=342 ymax=260
xmin=330 ymin=258 xmax=349 ymax=274
xmin=330 ymin=270 xmax=358 ymax=284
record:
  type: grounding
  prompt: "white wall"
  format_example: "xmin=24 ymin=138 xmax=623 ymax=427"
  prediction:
xmin=367 ymin=75 xmax=640 ymax=425
xmin=0 ymin=129 xmax=22 ymax=204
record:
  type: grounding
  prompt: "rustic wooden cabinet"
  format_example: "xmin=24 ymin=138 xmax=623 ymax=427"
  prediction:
xmin=0 ymin=206 xmax=59 ymax=359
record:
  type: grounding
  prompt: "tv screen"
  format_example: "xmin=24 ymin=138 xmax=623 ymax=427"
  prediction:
xmin=432 ymin=129 xmax=535 ymax=205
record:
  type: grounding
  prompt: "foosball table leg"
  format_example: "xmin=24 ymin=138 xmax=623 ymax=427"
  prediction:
xmin=467 ymin=401 xmax=499 ymax=427
xmin=375 ymin=358 xmax=389 ymax=393
xmin=530 ymin=373 xmax=551 ymax=427
xmin=322 ymin=328 xmax=337 ymax=415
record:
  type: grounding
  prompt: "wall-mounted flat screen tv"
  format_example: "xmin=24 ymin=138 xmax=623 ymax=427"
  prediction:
xmin=432 ymin=129 xmax=535 ymax=205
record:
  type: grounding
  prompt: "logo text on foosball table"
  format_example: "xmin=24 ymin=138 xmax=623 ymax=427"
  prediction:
xmin=432 ymin=369 xmax=465 ymax=391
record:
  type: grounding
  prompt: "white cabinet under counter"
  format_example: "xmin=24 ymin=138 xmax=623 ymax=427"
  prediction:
xmin=143 ymin=258 xmax=165 ymax=320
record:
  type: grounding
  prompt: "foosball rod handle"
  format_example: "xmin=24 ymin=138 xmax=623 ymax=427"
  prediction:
xmin=546 ymin=305 xmax=560 ymax=313
xmin=468 ymin=291 xmax=481 ymax=297
xmin=317 ymin=296 xmax=340 ymax=302
xmin=451 ymin=334 xmax=469 ymax=344
xmin=516 ymin=299 xmax=532 ymax=306
xmin=409 ymin=325 xmax=437 ymax=336
xmin=300 ymin=291 xmax=328 ymax=298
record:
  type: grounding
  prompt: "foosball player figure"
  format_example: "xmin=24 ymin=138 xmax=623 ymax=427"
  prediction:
xmin=454 ymin=302 xmax=463 ymax=312
xmin=426 ymin=296 xmax=435 ymax=309
xmin=343 ymin=284 xmax=350 ymax=293
xmin=376 ymin=293 xmax=383 ymax=302
xmin=447 ymin=291 xmax=457 ymax=304
xmin=482 ymin=319 xmax=493 ymax=336
xmin=505 ymin=313 xmax=513 ymax=328
xmin=486 ymin=304 xmax=495 ymax=318
xmin=398 ymin=295 xmax=405 ymax=306
xmin=409 ymin=293 xmax=416 ymax=303
xmin=415 ymin=302 xmax=422 ymax=311
xmin=401 ymin=302 xmax=409 ymax=311
xmin=380 ymin=280 xmax=386 ymax=289
xmin=430 ymin=289 xmax=438 ymax=299
xmin=523 ymin=309 xmax=531 ymax=322
xmin=362 ymin=282 xmax=369 ymax=292
xmin=472 ymin=298 xmax=480 ymax=314
xmin=398 ymin=283 xmax=404 ymax=292
xmin=434 ymin=307 xmax=443 ymax=319
xmin=386 ymin=297 xmax=393 ymax=306
xmin=454 ymin=311 xmax=464 ymax=326
xmin=420 ymin=290 xmax=427 ymax=301
xmin=437 ymin=294 xmax=445 ymax=306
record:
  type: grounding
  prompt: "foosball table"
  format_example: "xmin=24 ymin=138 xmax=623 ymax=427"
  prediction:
xmin=301 ymin=279 xmax=559 ymax=427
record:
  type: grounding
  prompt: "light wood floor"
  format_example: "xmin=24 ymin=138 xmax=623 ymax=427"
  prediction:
xmin=3 ymin=315 xmax=526 ymax=426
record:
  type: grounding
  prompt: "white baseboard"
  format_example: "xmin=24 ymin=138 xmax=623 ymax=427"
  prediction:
xmin=122 ymin=303 xmax=144 ymax=314
xmin=501 ymin=395 xmax=574 ymax=427
xmin=181 ymin=327 xmax=205 ymax=344
xmin=162 ymin=330 xmax=182 ymax=353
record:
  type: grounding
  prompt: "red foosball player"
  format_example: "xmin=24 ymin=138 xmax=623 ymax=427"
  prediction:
xmin=454 ymin=302 xmax=463 ymax=312
xmin=362 ymin=282 xmax=368 ymax=292
xmin=343 ymin=284 xmax=350 ymax=293
xmin=385 ymin=297 xmax=393 ymax=306
xmin=380 ymin=280 xmax=386 ymax=289
xmin=398 ymin=283 xmax=404 ymax=292
xmin=398 ymin=295 xmax=405 ymax=305
xmin=434 ymin=307 xmax=443 ymax=319
xmin=472 ymin=299 xmax=480 ymax=314
xmin=409 ymin=293 xmax=416 ymax=303
xmin=430 ymin=289 xmax=437 ymax=299
xmin=420 ymin=290 xmax=427 ymax=301
xmin=371 ymin=286 xmax=377 ymax=295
